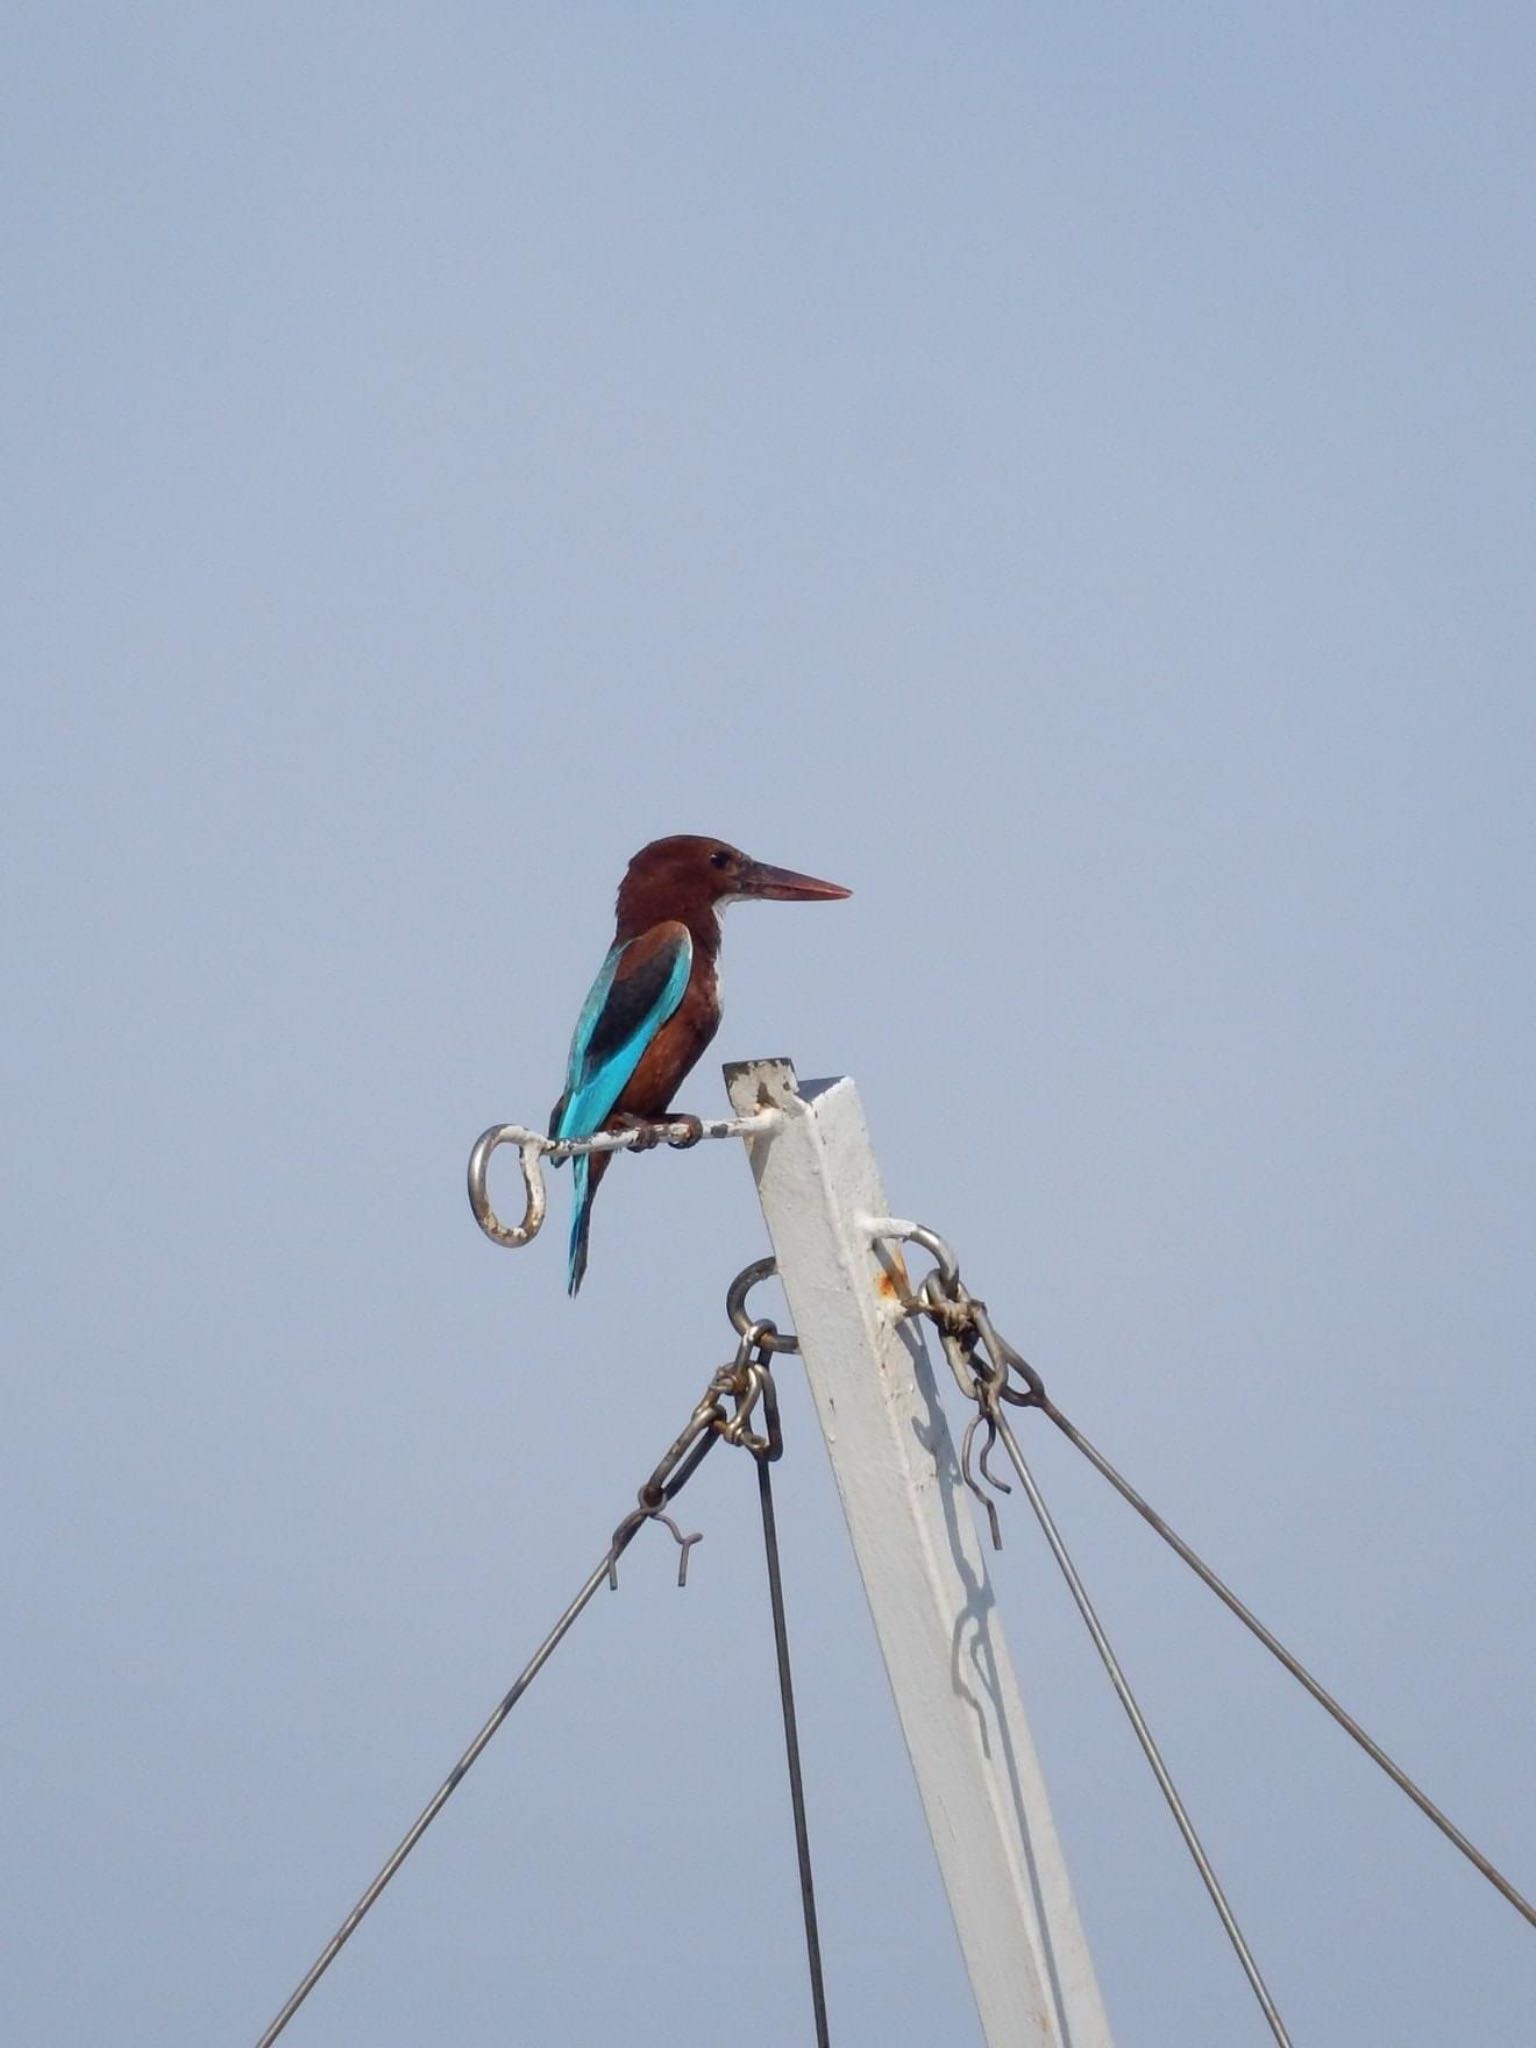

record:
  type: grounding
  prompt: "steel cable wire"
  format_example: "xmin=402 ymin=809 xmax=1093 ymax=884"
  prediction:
xmin=1028 ymin=1392 xmax=1536 ymax=1931
xmin=989 ymin=1406 xmax=1293 ymax=2045
xmin=252 ymin=1388 xmax=726 ymax=2047
xmin=879 ymin=1216 xmax=1536 ymax=1940
xmin=754 ymin=1418 xmax=831 ymax=2048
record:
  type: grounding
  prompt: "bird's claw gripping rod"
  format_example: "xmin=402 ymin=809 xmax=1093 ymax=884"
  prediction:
xmin=467 ymin=1108 xmax=783 ymax=1249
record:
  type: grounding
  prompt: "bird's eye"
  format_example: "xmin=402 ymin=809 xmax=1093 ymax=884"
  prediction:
xmin=710 ymin=850 xmax=732 ymax=869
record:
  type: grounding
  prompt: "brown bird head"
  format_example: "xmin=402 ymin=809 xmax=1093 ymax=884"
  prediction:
xmin=615 ymin=835 xmax=850 ymax=938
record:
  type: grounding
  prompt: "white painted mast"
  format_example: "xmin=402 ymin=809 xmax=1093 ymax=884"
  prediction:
xmin=725 ymin=1059 xmax=1114 ymax=2048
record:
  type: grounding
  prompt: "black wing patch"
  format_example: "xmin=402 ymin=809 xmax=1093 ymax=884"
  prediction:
xmin=583 ymin=932 xmax=690 ymax=1072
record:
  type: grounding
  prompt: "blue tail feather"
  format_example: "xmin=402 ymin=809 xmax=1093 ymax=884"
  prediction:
xmin=567 ymin=1153 xmax=594 ymax=1295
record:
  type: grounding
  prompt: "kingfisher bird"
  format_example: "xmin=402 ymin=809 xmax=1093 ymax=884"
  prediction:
xmin=549 ymin=834 xmax=850 ymax=1293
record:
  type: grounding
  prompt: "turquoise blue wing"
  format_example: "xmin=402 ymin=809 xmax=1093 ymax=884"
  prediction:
xmin=551 ymin=922 xmax=693 ymax=1141
xmin=552 ymin=923 xmax=692 ymax=1294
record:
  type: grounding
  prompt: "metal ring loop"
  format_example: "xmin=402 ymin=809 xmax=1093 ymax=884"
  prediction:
xmin=863 ymin=1217 xmax=961 ymax=1297
xmin=467 ymin=1124 xmax=548 ymax=1247
xmin=726 ymin=1257 xmax=800 ymax=1354
xmin=893 ymin=1222 xmax=961 ymax=1295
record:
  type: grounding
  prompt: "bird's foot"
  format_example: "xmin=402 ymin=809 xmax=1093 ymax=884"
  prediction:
xmin=609 ymin=1111 xmax=667 ymax=1152
xmin=664 ymin=1113 xmax=705 ymax=1150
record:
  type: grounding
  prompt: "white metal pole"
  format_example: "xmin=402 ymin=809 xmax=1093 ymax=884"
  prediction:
xmin=725 ymin=1059 xmax=1114 ymax=2048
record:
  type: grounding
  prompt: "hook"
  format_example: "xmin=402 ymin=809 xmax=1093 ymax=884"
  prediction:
xmin=607 ymin=1505 xmax=705 ymax=1590
xmin=959 ymin=1409 xmax=1012 ymax=1552
xmin=726 ymin=1258 xmax=800 ymax=1354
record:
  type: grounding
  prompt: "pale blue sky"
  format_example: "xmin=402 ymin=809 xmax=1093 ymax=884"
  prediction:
xmin=5 ymin=7 xmax=1534 ymax=2043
